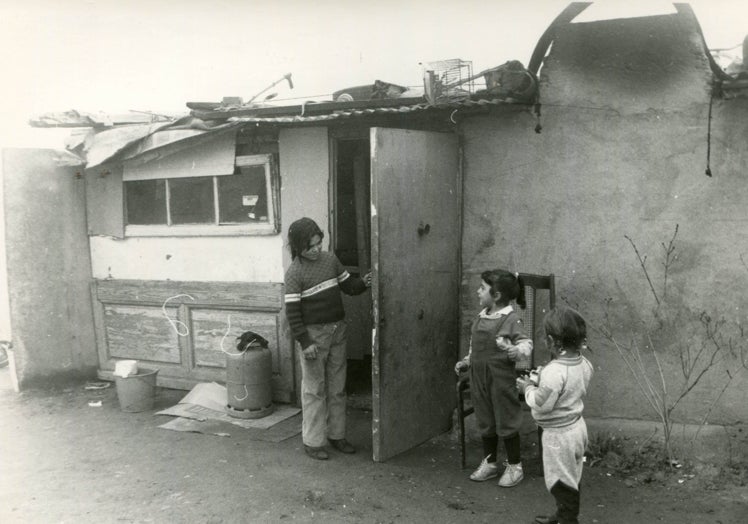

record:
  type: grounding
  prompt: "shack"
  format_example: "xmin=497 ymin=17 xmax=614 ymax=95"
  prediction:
xmin=2 ymin=4 xmax=746 ymax=461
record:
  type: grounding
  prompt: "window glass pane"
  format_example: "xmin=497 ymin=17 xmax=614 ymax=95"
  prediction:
xmin=125 ymin=179 xmax=167 ymax=225
xmin=218 ymin=166 xmax=269 ymax=224
xmin=169 ymin=176 xmax=215 ymax=224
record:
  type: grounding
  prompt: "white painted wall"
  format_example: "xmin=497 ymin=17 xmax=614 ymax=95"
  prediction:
xmin=279 ymin=127 xmax=330 ymax=270
xmin=88 ymin=126 xmax=331 ymax=284
xmin=90 ymin=235 xmax=284 ymax=282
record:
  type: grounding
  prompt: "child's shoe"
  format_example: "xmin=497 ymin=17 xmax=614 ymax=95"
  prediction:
xmin=469 ymin=456 xmax=499 ymax=481
xmin=498 ymin=461 xmax=524 ymax=487
xmin=329 ymin=438 xmax=356 ymax=454
xmin=304 ymin=445 xmax=329 ymax=460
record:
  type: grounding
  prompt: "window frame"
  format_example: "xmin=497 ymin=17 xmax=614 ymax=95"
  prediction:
xmin=124 ymin=153 xmax=279 ymax=237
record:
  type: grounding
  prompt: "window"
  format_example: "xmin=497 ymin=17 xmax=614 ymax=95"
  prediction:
xmin=124 ymin=154 xmax=278 ymax=236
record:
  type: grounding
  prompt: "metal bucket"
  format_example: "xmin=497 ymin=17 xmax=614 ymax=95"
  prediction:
xmin=115 ymin=368 xmax=158 ymax=412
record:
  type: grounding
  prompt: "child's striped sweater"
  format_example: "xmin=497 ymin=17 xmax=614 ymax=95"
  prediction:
xmin=284 ymin=252 xmax=367 ymax=348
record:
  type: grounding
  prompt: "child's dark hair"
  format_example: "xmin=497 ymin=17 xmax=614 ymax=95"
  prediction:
xmin=543 ymin=306 xmax=587 ymax=349
xmin=481 ymin=269 xmax=526 ymax=309
xmin=287 ymin=217 xmax=324 ymax=260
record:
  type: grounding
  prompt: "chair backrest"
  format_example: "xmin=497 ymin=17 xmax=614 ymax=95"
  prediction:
xmin=512 ymin=273 xmax=555 ymax=368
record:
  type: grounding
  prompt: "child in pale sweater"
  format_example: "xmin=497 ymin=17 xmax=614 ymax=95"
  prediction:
xmin=517 ymin=306 xmax=593 ymax=524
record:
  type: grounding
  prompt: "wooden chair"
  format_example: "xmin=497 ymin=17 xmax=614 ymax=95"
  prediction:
xmin=456 ymin=272 xmax=555 ymax=469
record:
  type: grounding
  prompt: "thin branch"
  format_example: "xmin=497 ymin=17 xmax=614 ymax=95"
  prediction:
xmin=670 ymin=343 xmax=723 ymax=414
xmin=660 ymin=224 xmax=679 ymax=300
xmin=637 ymin=427 xmax=659 ymax=454
xmin=648 ymin=333 xmax=669 ymax=403
xmin=632 ymin=341 xmax=664 ymax=410
xmin=694 ymin=370 xmax=734 ymax=441
xmin=625 ymin=234 xmax=660 ymax=305
xmin=608 ymin=336 xmax=663 ymax=416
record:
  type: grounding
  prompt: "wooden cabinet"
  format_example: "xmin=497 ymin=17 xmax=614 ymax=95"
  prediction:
xmin=92 ymin=279 xmax=293 ymax=402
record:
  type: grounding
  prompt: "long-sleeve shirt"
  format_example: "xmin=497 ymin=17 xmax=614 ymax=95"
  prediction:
xmin=284 ymin=251 xmax=367 ymax=348
xmin=524 ymin=355 xmax=593 ymax=428
xmin=464 ymin=305 xmax=533 ymax=367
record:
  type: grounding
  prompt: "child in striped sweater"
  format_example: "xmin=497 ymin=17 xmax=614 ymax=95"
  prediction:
xmin=284 ymin=217 xmax=371 ymax=460
xmin=517 ymin=306 xmax=593 ymax=524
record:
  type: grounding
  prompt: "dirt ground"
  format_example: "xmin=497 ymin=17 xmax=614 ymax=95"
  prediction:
xmin=1 ymin=367 xmax=746 ymax=524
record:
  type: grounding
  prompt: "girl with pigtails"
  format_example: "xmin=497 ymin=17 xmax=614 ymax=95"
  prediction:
xmin=455 ymin=269 xmax=533 ymax=487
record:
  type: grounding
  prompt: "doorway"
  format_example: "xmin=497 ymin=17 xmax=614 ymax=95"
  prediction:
xmin=331 ymin=134 xmax=372 ymax=410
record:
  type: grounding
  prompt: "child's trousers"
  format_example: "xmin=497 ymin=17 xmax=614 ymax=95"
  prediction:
xmin=470 ymin=359 xmax=522 ymax=438
xmin=299 ymin=321 xmax=348 ymax=448
xmin=541 ymin=417 xmax=587 ymax=491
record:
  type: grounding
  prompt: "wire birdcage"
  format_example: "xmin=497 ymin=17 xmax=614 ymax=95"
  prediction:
xmin=422 ymin=59 xmax=475 ymax=104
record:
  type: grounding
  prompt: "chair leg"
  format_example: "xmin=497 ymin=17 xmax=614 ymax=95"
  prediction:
xmin=538 ymin=426 xmax=544 ymax=471
xmin=457 ymin=394 xmax=466 ymax=469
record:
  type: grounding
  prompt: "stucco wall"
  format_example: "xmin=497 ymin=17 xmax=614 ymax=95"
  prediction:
xmin=2 ymin=149 xmax=98 ymax=386
xmin=0 ymin=152 xmax=10 ymax=343
xmin=459 ymin=15 xmax=748 ymax=424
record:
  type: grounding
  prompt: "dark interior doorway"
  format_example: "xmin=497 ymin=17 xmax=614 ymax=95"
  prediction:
xmin=332 ymin=135 xmax=372 ymax=410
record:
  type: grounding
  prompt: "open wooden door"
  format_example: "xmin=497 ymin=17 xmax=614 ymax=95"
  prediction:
xmin=370 ymin=128 xmax=460 ymax=462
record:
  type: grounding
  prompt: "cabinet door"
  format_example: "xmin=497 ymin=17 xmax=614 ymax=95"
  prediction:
xmin=92 ymin=280 xmax=292 ymax=402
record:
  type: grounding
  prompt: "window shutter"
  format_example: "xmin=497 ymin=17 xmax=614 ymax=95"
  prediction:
xmin=85 ymin=164 xmax=124 ymax=238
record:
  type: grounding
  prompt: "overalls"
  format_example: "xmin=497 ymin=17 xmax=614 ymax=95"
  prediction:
xmin=469 ymin=313 xmax=523 ymax=438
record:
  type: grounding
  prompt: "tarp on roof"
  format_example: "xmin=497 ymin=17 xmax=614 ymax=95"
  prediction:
xmin=83 ymin=121 xmax=174 ymax=169
xmin=81 ymin=117 xmax=240 ymax=170
xmin=123 ymin=129 xmax=237 ymax=180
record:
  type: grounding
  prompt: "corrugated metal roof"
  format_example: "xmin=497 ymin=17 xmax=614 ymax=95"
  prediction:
xmin=72 ymin=98 xmax=514 ymax=168
xmin=228 ymin=98 xmax=510 ymax=124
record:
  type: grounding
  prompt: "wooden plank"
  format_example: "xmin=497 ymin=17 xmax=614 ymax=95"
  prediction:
xmin=29 ymin=110 xmax=173 ymax=128
xmin=191 ymin=97 xmax=426 ymax=120
xmin=97 ymin=368 xmax=207 ymax=390
xmin=178 ymin=302 xmax=193 ymax=372
xmin=236 ymin=154 xmax=271 ymax=167
xmin=190 ymin=309 xmax=280 ymax=371
xmin=104 ymin=305 xmax=182 ymax=363
xmin=95 ymin=279 xmax=283 ymax=310
xmin=91 ymin=281 xmax=111 ymax=371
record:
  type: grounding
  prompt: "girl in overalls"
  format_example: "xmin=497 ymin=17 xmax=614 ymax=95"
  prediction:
xmin=455 ymin=269 xmax=533 ymax=486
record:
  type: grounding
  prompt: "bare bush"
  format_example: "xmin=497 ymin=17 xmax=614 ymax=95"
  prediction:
xmin=586 ymin=226 xmax=746 ymax=465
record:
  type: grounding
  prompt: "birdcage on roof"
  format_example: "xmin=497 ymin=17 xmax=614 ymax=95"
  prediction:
xmin=422 ymin=59 xmax=477 ymax=104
